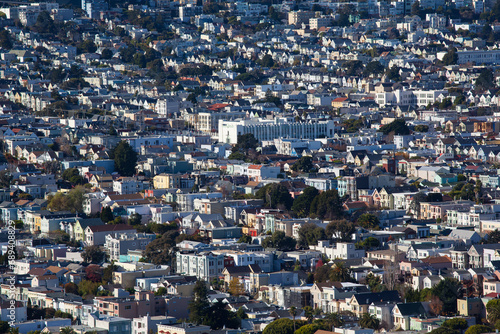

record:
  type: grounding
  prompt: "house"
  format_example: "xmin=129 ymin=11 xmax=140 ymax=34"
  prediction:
xmin=392 ymin=302 xmax=429 ymax=330
xmin=84 ymin=224 xmax=137 ymax=246
xmin=348 ymin=291 xmax=401 ymax=316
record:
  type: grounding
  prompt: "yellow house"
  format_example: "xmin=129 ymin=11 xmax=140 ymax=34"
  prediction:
xmin=153 ymin=173 xmax=181 ymax=189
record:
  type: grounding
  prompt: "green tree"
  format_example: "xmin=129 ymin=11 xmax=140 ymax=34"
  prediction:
xmin=100 ymin=207 xmax=113 ymax=223
xmin=47 ymin=187 xmax=85 ymax=213
xmin=357 ymin=214 xmax=380 ymax=230
xmin=101 ymin=48 xmax=113 ymax=59
xmin=356 ymin=237 xmax=380 ymax=250
xmin=59 ymin=327 xmax=77 ymax=334
xmin=255 ymin=183 xmax=294 ymax=210
xmin=303 ymin=306 xmax=314 ymax=323
xmin=292 ymin=187 xmax=319 ymax=218
xmin=262 ymin=231 xmax=296 ymax=251
xmin=442 ymin=318 xmax=469 ymax=330
xmin=442 ymin=47 xmax=458 ymax=65
xmin=487 ymin=299 xmax=500 ymax=324
xmin=414 ymin=125 xmax=429 ymax=132
xmin=33 ymin=11 xmax=55 ymax=33
xmin=363 ymin=61 xmax=384 ymax=76
xmin=128 ymin=213 xmax=142 ymax=226
xmin=325 ymin=220 xmax=355 ymax=242
xmin=329 ymin=262 xmax=353 ymax=282
xmin=0 ymin=170 xmax=13 ymax=188
xmin=291 ymin=156 xmax=314 ymax=173
xmin=431 ymin=278 xmax=462 ymax=314
xmin=238 ymin=234 xmax=252 ymax=243
xmin=289 ymin=306 xmax=297 ymax=332
xmin=81 ymin=245 xmax=105 ymax=263
xmin=475 ymin=69 xmax=495 ymax=91
xmin=310 ymin=190 xmax=344 ymax=220
xmin=61 ymin=168 xmax=85 ymax=185
xmin=0 ymin=29 xmax=12 ymax=49
xmin=262 ymin=318 xmax=295 ymax=334
xmin=380 ymin=119 xmax=410 ymax=135
xmin=298 ymin=223 xmax=326 ymax=248
xmin=0 ymin=321 xmax=9 ymax=333
xmin=112 ymin=141 xmax=138 ymax=176
xmin=259 ymin=55 xmax=274 ymax=67
xmin=189 ymin=280 xmax=209 ymax=325
xmin=429 ymin=327 xmax=459 ymax=334
xmin=324 ymin=313 xmax=344 ymax=328
xmin=359 ymin=313 xmax=380 ymax=329
xmin=385 ymin=66 xmax=401 ymax=82
xmin=465 ymin=325 xmax=493 ymax=334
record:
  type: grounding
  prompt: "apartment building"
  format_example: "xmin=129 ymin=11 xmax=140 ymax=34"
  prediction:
xmin=104 ymin=233 xmax=156 ymax=261
xmin=176 ymin=251 xmax=225 ymax=280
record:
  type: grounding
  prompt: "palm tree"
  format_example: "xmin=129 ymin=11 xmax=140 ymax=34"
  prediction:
xmin=289 ymin=306 xmax=297 ymax=332
xmin=304 ymin=306 xmax=314 ymax=323
xmin=326 ymin=312 xmax=345 ymax=328
xmin=59 ymin=327 xmax=77 ymax=334
xmin=359 ymin=313 xmax=380 ymax=330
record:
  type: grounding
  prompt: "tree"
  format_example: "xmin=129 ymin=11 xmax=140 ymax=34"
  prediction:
xmin=385 ymin=66 xmax=401 ymax=82
xmin=238 ymin=234 xmax=252 ymax=243
xmin=310 ymin=190 xmax=344 ymax=220
xmin=414 ymin=125 xmax=429 ymax=132
xmin=465 ymin=325 xmax=493 ymax=334
xmin=291 ymin=156 xmax=314 ymax=173
xmin=442 ymin=318 xmax=469 ymax=330
xmin=298 ymin=223 xmax=326 ymax=248
xmin=0 ymin=321 xmax=9 ymax=334
xmin=255 ymin=183 xmax=294 ymax=210
xmin=81 ymin=245 xmax=105 ymax=264
xmin=429 ymin=327 xmax=460 ymax=334
xmin=100 ymin=207 xmax=113 ymax=223
xmin=431 ymin=278 xmax=462 ymax=314
xmin=487 ymin=299 xmax=500 ymax=324
xmin=61 ymin=168 xmax=85 ymax=185
xmin=380 ymin=119 xmax=410 ymax=135
xmin=343 ymin=60 xmax=363 ymax=76
xmin=329 ymin=262 xmax=353 ymax=282
xmin=289 ymin=306 xmax=297 ymax=332
xmin=143 ymin=230 xmax=179 ymax=265
xmin=112 ymin=141 xmax=138 ymax=176
xmin=442 ymin=47 xmax=458 ymax=65
xmin=59 ymin=327 xmax=76 ymax=334
xmin=363 ymin=61 xmax=384 ymax=76
xmin=292 ymin=187 xmax=319 ymax=218
xmin=228 ymin=277 xmax=245 ymax=296
xmin=259 ymin=55 xmax=274 ymax=68
xmin=128 ymin=213 xmax=142 ymax=226
xmin=101 ymin=48 xmax=113 ymax=59
xmin=85 ymin=264 xmax=102 ymax=282
xmin=47 ymin=187 xmax=84 ymax=213
xmin=33 ymin=11 xmax=55 ymax=33
xmin=303 ymin=306 xmax=314 ymax=323
xmin=357 ymin=214 xmax=380 ymax=230
xmin=356 ymin=237 xmax=380 ymax=250
xmin=359 ymin=313 xmax=380 ymax=329
xmin=0 ymin=29 xmax=12 ymax=49
xmin=475 ymin=69 xmax=495 ymax=91
xmin=262 ymin=318 xmax=295 ymax=334
xmin=189 ymin=280 xmax=209 ymax=323
xmin=262 ymin=231 xmax=296 ymax=251
xmin=64 ymin=282 xmax=79 ymax=295
xmin=325 ymin=313 xmax=344 ymax=328
xmin=0 ymin=170 xmax=13 ymax=188
xmin=325 ymin=220 xmax=355 ymax=242
xmin=232 ymin=133 xmax=258 ymax=152
xmin=429 ymin=295 xmax=443 ymax=316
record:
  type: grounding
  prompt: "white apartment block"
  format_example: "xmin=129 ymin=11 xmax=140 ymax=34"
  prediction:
xmin=176 ymin=251 xmax=225 ymax=280
xmin=219 ymin=118 xmax=335 ymax=144
xmin=457 ymin=50 xmax=500 ymax=65
xmin=376 ymin=89 xmax=447 ymax=107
